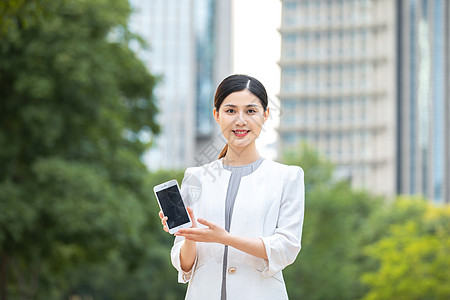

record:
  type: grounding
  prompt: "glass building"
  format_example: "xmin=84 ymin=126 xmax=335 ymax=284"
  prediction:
xmin=129 ymin=0 xmax=232 ymax=170
xmin=396 ymin=0 xmax=450 ymax=204
xmin=278 ymin=0 xmax=397 ymax=196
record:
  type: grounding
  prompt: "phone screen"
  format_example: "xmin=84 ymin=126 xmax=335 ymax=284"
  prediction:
xmin=156 ymin=185 xmax=190 ymax=229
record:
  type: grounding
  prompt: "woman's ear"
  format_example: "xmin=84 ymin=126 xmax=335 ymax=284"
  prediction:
xmin=213 ymin=108 xmax=220 ymax=123
xmin=263 ymin=107 xmax=270 ymax=123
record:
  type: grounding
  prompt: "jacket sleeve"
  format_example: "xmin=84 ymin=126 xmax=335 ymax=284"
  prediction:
xmin=170 ymin=167 xmax=201 ymax=283
xmin=260 ymin=166 xmax=305 ymax=277
xmin=171 ymin=235 xmax=198 ymax=283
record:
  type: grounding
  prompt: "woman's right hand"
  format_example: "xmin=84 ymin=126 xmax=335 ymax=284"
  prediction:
xmin=158 ymin=206 xmax=197 ymax=233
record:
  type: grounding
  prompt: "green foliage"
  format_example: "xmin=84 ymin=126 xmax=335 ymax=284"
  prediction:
xmin=362 ymin=199 xmax=450 ymax=300
xmin=283 ymin=142 xmax=334 ymax=191
xmin=0 ymin=0 xmax=50 ymax=39
xmin=282 ymin=144 xmax=382 ymax=300
xmin=48 ymin=169 xmax=187 ymax=300
xmin=282 ymin=144 xmax=450 ymax=300
xmin=0 ymin=0 xmax=163 ymax=298
xmin=2 ymin=4 xmax=449 ymax=295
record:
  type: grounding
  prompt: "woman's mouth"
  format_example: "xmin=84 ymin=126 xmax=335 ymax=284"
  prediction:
xmin=232 ymin=130 xmax=250 ymax=137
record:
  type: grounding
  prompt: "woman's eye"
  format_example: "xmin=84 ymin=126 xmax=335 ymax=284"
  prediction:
xmin=225 ymin=109 xmax=235 ymax=114
xmin=247 ymin=109 xmax=256 ymax=114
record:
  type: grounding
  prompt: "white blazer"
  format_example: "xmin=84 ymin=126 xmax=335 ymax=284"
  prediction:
xmin=171 ymin=159 xmax=305 ymax=300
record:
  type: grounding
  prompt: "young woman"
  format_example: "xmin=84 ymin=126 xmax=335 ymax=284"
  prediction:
xmin=158 ymin=74 xmax=305 ymax=299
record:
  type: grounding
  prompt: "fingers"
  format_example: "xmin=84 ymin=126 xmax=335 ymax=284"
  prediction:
xmin=177 ymin=233 xmax=199 ymax=242
xmin=159 ymin=208 xmax=205 ymax=234
xmin=197 ymin=218 xmax=215 ymax=229
xmin=160 ymin=214 xmax=168 ymax=226
xmin=175 ymin=227 xmax=214 ymax=243
xmin=186 ymin=206 xmax=194 ymax=215
xmin=175 ymin=228 xmax=202 ymax=240
xmin=175 ymin=219 xmax=226 ymax=243
xmin=186 ymin=206 xmax=197 ymax=228
xmin=159 ymin=211 xmax=169 ymax=233
xmin=186 ymin=206 xmax=194 ymax=219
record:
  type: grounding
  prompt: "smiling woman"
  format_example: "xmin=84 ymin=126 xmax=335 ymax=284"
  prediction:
xmin=213 ymin=77 xmax=269 ymax=165
xmin=158 ymin=74 xmax=305 ymax=300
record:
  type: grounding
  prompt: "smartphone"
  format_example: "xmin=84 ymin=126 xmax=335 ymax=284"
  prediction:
xmin=153 ymin=179 xmax=192 ymax=234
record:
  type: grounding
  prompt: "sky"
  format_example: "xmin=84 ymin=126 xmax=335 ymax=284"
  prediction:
xmin=232 ymin=0 xmax=282 ymax=159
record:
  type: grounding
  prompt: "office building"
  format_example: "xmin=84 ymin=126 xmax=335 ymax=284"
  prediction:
xmin=396 ymin=0 xmax=450 ymax=203
xmin=129 ymin=0 xmax=232 ymax=170
xmin=278 ymin=0 xmax=397 ymax=196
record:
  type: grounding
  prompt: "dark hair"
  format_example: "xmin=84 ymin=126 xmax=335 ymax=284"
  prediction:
xmin=214 ymin=74 xmax=268 ymax=159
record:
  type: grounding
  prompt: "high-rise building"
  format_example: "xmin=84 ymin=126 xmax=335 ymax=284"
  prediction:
xmin=129 ymin=0 xmax=232 ymax=170
xmin=278 ymin=0 xmax=397 ymax=196
xmin=396 ymin=0 xmax=450 ymax=204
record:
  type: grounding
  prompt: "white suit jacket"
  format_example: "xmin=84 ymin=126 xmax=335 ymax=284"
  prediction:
xmin=171 ymin=159 xmax=305 ymax=300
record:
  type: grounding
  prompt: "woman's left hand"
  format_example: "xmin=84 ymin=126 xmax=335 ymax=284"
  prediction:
xmin=175 ymin=218 xmax=229 ymax=244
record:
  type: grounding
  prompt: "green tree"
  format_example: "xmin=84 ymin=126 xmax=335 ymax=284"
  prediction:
xmin=0 ymin=0 xmax=49 ymax=38
xmin=282 ymin=144 xmax=382 ymax=300
xmin=0 ymin=0 xmax=159 ymax=298
xmin=362 ymin=199 xmax=450 ymax=300
xmin=53 ymin=169 xmax=188 ymax=300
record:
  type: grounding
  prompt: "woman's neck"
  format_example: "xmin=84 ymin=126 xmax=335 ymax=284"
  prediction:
xmin=222 ymin=144 xmax=262 ymax=166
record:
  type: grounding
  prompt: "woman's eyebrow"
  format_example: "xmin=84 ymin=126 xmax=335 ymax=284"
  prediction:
xmin=223 ymin=104 xmax=260 ymax=108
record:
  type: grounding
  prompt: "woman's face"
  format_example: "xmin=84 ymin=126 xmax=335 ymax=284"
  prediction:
xmin=213 ymin=90 xmax=269 ymax=150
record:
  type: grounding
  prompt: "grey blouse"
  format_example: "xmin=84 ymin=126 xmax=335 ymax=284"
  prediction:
xmin=220 ymin=157 xmax=265 ymax=300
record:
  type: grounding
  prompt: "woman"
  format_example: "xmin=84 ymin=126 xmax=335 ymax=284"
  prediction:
xmin=158 ymin=74 xmax=305 ymax=299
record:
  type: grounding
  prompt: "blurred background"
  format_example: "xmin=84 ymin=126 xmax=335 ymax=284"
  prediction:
xmin=1 ymin=0 xmax=449 ymax=299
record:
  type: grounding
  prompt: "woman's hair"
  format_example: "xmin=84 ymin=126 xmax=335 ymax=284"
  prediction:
xmin=214 ymin=74 xmax=268 ymax=159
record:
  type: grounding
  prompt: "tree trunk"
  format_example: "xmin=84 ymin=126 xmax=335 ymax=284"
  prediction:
xmin=0 ymin=252 xmax=9 ymax=300
xmin=10 ymin=258 xmax=40 ymax=300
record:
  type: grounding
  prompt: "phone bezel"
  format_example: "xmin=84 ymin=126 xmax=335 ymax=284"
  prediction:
xmin=153 ymin=179 xmax=192 ymax=234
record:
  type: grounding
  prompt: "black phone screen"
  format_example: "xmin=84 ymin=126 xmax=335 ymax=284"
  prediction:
xmin=157 ymin=185 xmax=190 ymax=229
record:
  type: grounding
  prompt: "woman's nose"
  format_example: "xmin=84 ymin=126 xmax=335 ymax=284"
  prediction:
xmin=234 ymin=113 xmax=248 ymax=126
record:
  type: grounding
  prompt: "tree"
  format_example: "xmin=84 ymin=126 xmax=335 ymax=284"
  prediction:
xmin=362 ymin=198 xmax=450 ymax=300
xmin=51 ymin=169 xmax=188 ymax=300
xmin=0 ymin=0 xmax=159 ymax=298
xmin=0 ymin=0 xmax=49 ymax=39
xmin=281 ymin=144 xmax=450 ymax=300
xmin=282 ymin=144 xmax=382 ymax=300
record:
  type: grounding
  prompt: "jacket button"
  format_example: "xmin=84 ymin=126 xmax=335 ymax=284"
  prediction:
xmin=228 ymin=267 xmax=237 ymax=274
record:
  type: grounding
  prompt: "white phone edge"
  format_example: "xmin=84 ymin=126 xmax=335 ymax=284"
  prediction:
xmin=153 ymin=179 xmax=192 ymax=234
